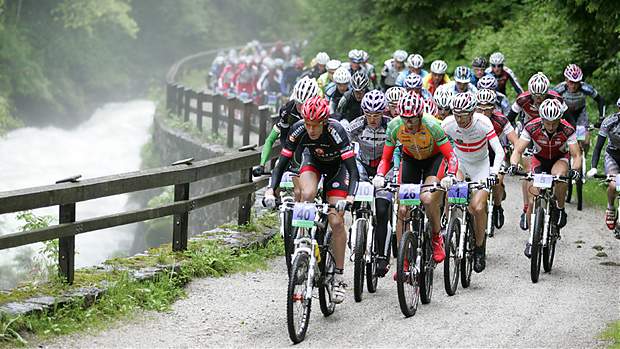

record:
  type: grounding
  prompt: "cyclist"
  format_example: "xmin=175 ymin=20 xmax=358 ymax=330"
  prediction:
xmin=441 ymin=92 xmax=505 ymax=272
xmin=317 ymin=59 xmax=342 ymax=96
xmin=337 ymin=71 xmax=370 ymax=125
xmin=553 ymin=64 xmax=606 ymax=155
xmin=327 ymin=67 xmax=352 ymax=114
xmin=485 ymin=52 xmax=524 ymax=96
xmin=385 ymin=86 xmax=406 ymax=118
xmin=423 ymin=60 xmax=451 ymax=95
xmin=396 ymin=54 xmax=427 ymax=86
xmin=343 ymin=49 xmax=367 ymax=77
xmin=373 ymin=92 xmax=459 ymax=268
xmin=280 ymin=57 xmax=304 ymax=96
xmin=256 ymin=58 xmax=282 ymax=98
xmin=433 ymin=84 xmax=454 ymax=121
xmin=361 ymin=50 xmax=378 ymax=90
xmin=403 ymin=74 xmax=432 ymax=100
xmin=477 ymin=75 xmax=510 ymax=116
xmin=254 ymin=76 xmax=320 ymax=199
xmin=471 ymin=56 xmax=490 ymax=86
xmin=508 ymin=98 xmax=581 ymax=258
xmin=587 ymin=97 xmax=620 ymax=237
xmin=446 ymin=66 xmax=478 ymax=94
xmin=301 ymin=52 xmax=330 ymax=80
xmin=476 ymin=89 xmax=519 ymax=228
xmin=208 ymin=54 xmax=226 ymax=90
xmin=347 ymin=90 xmax=394 ymax=276
xmin=264 ymin=96 xmax=359 ymax=304
xmin=508 ymin=72 xmax=563 ymax=230
xmin=233 ymin=56 xmax=258 ymax=100
xmin=381 ymin=50 xmax=408 ymax=90
xmin=217 ymin=56 xmax=238 ymax=96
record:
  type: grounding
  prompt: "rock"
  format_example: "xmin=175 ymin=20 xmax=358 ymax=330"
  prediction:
xmin=0 ymin=301 xmax=45 ymax=316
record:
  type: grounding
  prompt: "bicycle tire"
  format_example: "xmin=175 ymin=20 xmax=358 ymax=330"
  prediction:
xmin=566 ymin=178 xmax=573 ymax=203
xmin=531 ymin=205 xmax=544 ymax=283
xmin=318 ymin=232 xmax=336 ymax=317
xmin=283 ymin=209 xmax=294 ymax=275
xmin=420 ymin=225 xmax=434 ymax=304
xmin=396 ymin=230 xmax=420 ymax=317
xmin=366 ymin=222 xmax=378 ymax=293
xmin=460 ymin=215 xmax=474 ymax=288
xmin=444 ymin=214 xmax=460 ymax=296
xmin=353 ymin=219 xmax=367 ymax=302
xmin=543 ymin=204 xmax=558 ymax=272
xmin=576 ymin=173 xmax=584 ymax=211
xmin=287 ymin=252 xmax=311 ymax=344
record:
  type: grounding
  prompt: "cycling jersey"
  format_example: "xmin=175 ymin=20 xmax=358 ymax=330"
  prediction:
xmin=592 ymin=113 xmax=620 ymax=172
xmin=520 ymin=118 xmax=576 ymax=160
xmin=484 ymin=66 xmax=524 ymax=95
xmin=396 ymin=69 xmax=429 ymax=87
xmin=553 ymin=81 xmax=605 ymax=127
xmin=280 ymin=67 xmax=303 ymax=95
xmin=470 ymin=72 xmax=492 ymax=87
xmin=317 ymin=72 xmax=332 ymax=96
xmin=328 ymin=84 xmax=347 ymax=114
xmin=496 ymin=91 xmax=511 ymax=116
xmin=336 ymin=89 xmax=365 ymax=122
xmin=256 ymin=70 xmax=282 ymax=93
xmin=381 ymin=59 xmax=406 ymax=88
xmin=488 ymin=110 xmax=514 ymax=140
xmin=423 ymin=74 xmax=451 ymax=95
xmin=411 ymin=88 xmax=433 ymax=101
xmin=508 ymin=90 xmax=563 ymax=125
xmin=270 ymin=119 xmax=359 ymax=197
xmin=441 ymin=113 xmax=505 ymax=176
xmin=445 ymin=81 xmax=478 ymax=95
xmin=259 ymin=100 xmax=304 ymax=167
xmin=346 ymin=115 xmax=391 ymax=167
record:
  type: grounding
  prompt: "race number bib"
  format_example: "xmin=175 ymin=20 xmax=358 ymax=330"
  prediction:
xmin=448 ymin=183 xmax=469 ymax=205
xmin=533 ymin=174 xmax=554 ymax=189
xmin=399 ymin=184 xmax=421 ymax=206
xmin=281 ymin=171 xmax=295 ymax=189
xmin=576 ymin=126 xmax=586 ymax=141
xmin=292 ymin=203 xmax=317 ymax=228
xmin=615 ymin=174 xmax=620 ymax=192
xmin=355 ymin=182 xmax=374 ymax=202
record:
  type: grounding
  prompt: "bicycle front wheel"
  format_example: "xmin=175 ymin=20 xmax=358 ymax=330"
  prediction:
xmin=531 ymin=206 xmax=544 ymax=283
xmin=460 ymin=216 xmax=474 ymax=288
xmin=420 ymin=225 xmax=434 ymax=304
xmin=287 ymin=253 xmax=312 ymax=344
xmin=353 ymin=219 xmax=368 ymax=302
xmin=396 ymin=230 xmax=420 ymax=317
xmin=444 ymin=214 xmax=460 ymax=296
xmin=318 ymin=244 xmax=336 ymax=317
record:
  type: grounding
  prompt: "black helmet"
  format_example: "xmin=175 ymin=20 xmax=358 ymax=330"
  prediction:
xmin=350 ymin=71 xmax=369 ymax=91
xmin=471 ymin=56 xmax=488 ymax=69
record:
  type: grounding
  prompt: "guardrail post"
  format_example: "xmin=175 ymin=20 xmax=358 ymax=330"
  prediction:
xmin=258 ymin=106 xmax=269 ymax=146
xmin=227 ymin=96 xmax=236 ymax=148
xmin=172 ymin=182 xmax=190 ymax=251
xmin=242 ymin=100 xmax=253 ymax=146
xmin=183 ymin=88 xmax=192 ymax=122
xmin=212 ymin=93 xmax=222 ymax=137
xmin=58 ymin=203 xmax=76 ymax=284
xmin=176 ymin=84 xmax=184 ymax=117
xmin=196 ymin=91 xmax=205 ymax=132
xmin=166 ymin=83 xmax=175 ymax=115
xmin=238 ymin=168 xmax=252 ymax=225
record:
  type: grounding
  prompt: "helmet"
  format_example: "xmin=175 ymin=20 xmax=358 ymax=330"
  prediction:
xmin=274 ymin=58 xmax=285 ymax=68
xmin=350 ymin=71 xmax=369 ymax=91
xmin=617 ymin=96 xmax=620 ymax=108
xmin=360 ymin=50 xmax=369 ymax=63
xmin=528 ymin=72 xmax=550 ymax=95
xmin=385 ymin=86 xmax=406 ymax=104
xmin=430 ymin=60 xmax=448 ymax=74
xmin=348 ymin=49 xmax=363 ymax=63
xmin=539 ymin=98 xmax=565 ymax=121
xmin=315 ymin=52 xmax=330 ymax=65
xmin=262 ymin=58 xmax=275 ymax=70
xmin=433 ymin=85 xmax=454 ymax=109
xmin=404 ymin=74 xmax=423 ymax=89
xmin=489 ymin=52 xmax=505 ymax=65
xmin=564 ymin=64 xmax=583 ymax=82
xmin=424 ymin=98 xmax=438 ymax=116
xmin=450 ymin=92 xmax=477 ymax=113
xmin=397 ymin=92 xmax=425 ymax=117
xmin=476 ymin=89 xmax=497 ymax=105
xmin=453 ymin=66 xmax=472 ymax=83
xmin=333 ymin=67 xmax=352 ymax=84
xmin=471 ymin=56 xmax=488 ymax=69
xmin=326 ymin=59 xmax=341 ymax=71
xmin=292 ymin=77 xmax=319 ymax=104
xmin=361 ymin=90 xmax=388 ymax=113
xmin=407 ymin=54 xmax=424 ymax=69
xmin=302 ymin=96 xmax=330 ymax=122
xmin=214 ymin=55 xmax=225 ymax=65
xmin=477 ymin=75 xmax=498 ymax=90
xmin=393 ymin=50 xmax=408 ymax=63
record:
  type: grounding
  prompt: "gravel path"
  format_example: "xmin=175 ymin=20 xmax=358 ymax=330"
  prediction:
xmin=40 ymin=178 xmax=620 ymax=348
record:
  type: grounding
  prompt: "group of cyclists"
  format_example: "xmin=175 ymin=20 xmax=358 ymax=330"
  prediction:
xmin=251 ymin=46 xmax=619 ymax=307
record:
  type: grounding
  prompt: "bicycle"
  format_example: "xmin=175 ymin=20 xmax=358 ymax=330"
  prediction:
xmin=388 ymin=182 xmax=445 ymax=317
xmin=566 ymin=124 xmax=594 ymax=211
xmin=350 ymin=181 xmax=378 ymax=302
xmin=514 ymin=171 xmax=570 ymax=283
xmin=286 ymin=201 xmax=337 ymax=344
xmin=443 ymin=180 xmax=489 ymax=296
xmin=593 ymin=173 xmax=620 ymax=239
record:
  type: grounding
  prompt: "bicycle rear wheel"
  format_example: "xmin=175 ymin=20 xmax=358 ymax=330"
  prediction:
xmin=396 ymin=230 xmax=420 ymax=317
xmin=460 ymin=216 xmax=474 ymax=288
xmin=531 ymin=206 xmax=544 ymax=283
xmin=444 ymin=214 xmax=460 ymax=296
xmin=353 ymin=219 xmax=368 ymax=302
xmin=287 ymin=253 xmax=312 ymax=344
xmin=543 ymin=207 xmax=558 ymax=272
xmin=420 ymin=225 xmax=434 ymax=304
xmin=576 ymin=172 xmax=584 ymax=211
xmin=283 ymin=209 xmax=295 ymax=275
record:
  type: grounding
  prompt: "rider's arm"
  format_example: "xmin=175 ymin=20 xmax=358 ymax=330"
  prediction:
xmin=437 ymin=141 xmax=458 ymax=175
xmin=594 ymin=93 xmax=606 ymax=121
xmin=344 ymin=155 xmax=359 ymax=197
xmin=506 ymin=129 xmax=519 ymax=146
xmin=591 ymin=134 xmax=606 ymax=169
xmin=260 ymin=126 xmax=280 ymax=166
xmin=510 ymin=131 xmax=531 ymax=166
xmin=507 ymin=101 xmax=521 ymax=124
xmin=377 ymin=144 xmax=395 ymax=176
xmin=506 ymin=67 xmax=524 ymax=94
xmin=488 ymin=131 xmax=505 ymax=174
xmin=269 ymin=151 xmax=291 ymax=191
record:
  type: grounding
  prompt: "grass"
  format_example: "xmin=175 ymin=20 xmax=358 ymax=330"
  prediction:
xmin=0 ymin=212 xmax=281 ymax=347
xmin=599 ymin=320 xmax=620 ymax=348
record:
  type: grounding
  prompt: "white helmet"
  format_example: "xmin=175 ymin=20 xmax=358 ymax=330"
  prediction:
xmin=539 ymin=98 xmax=565 ymax=121
xmin=393 ymin=50 xmax=408 ymax=63
xmin=433 ymin=85 xmax=454 ymax=109
xmin=450 ymin=91 xmax=477 ymax=113
xmin=489 ymin=52 xmax=505 ymax=65
xmin=407 ymin=54 xmax=424 ymax=69
xmin=385 ymin=86 xmax=406 ymax=104
xmin=476 ymin=88 xmax=497 ymax=105
xmin=348 ymin=49 xmax=363 ymax=63
xmin=315 ymin=52 xmax=330 ymax=65
xmin=262 ymin=58 xmax=275 ymax=70
xmin=326 ymin=59 xmax=341 ymax=71
xmin=528 ymin=72 xmax=550 ymax=95
xmin=430 ymin=60 xmax=448 ymax=74
xmin=360 ymin=50 xmax=369 ymax=63
xmin=292 ymin=77 xmax=319 ymax=104
xmin=333 ymin=67 xmax=352 ymax=84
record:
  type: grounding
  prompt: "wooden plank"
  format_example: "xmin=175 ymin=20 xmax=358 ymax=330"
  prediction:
xmin=176 ymin=84 xmax=184 ymax=117
xmin=0 ymin=178 xmax=270 ymax=251
xmin=196 ymin=92 xmax=205 ymax=132
xmin=258 ymin=106 xmax=269 ymax=146
xmin=237 ymin=169 xmax=252 ymax=225
xmin=227 ymin=97 xmax=236 ymax=148
xmin=172 ymin=183 xmax=190 ymax=251
xmin=212 ymin=93 xmax=222 ymax=136
xmin=166 ymin=83 xmax=175 ymax=114
xmin=242 ymin=101 xmax=253 ymax=146
xmin=58 ymin=203 xmax=75 ymax=284
xmin=183 ymin=88 xmax=192 ymax=122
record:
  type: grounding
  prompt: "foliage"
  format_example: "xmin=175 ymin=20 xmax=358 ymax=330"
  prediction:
xmin=598 ymin=320 xmax=620 ymax=348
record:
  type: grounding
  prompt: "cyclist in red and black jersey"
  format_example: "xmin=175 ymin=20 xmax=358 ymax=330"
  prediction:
xmin=485 ymin=52 xmax=524 ymax=96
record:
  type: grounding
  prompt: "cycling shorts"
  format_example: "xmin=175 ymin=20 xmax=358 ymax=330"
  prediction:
xmin=531 ymin=153 xmax=570 ymax=174
xmin=460 ymin=158 xmax=491 ymax=182
xmin=605 ymin=152 xmax=620 ymax=175
xmin=300 ymin=156 xmax=350 ymax=198
xmin=399 ymin=152 xmax=446 ymax=184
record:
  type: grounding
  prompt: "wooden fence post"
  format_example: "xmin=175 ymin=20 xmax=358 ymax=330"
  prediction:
xmin=227 ymin=96 xmax=236 ymax=148
xmin=183 ymin=88 xmax=192 ymax=122
xmin=58 ymin=203 xmax=76 ymax=284
xmin=176 ymin=84 xmax=184 ymax=117
xmin=196 ymin=91 xmax=205 ymax=132
xmin=238 ymin=168 xmax=252 ymax=225
xmin=242 ymin=100 xmax=253 ymax=146
xmin=172 ymin=183 xmax=190 ymax=251
xmin=258 ymin=106 xmax=269 ymax=146
xmin=166 ymin=83 xmax=175 ymax=115
xmin=212 ymin=93 xmax=222 ymax=137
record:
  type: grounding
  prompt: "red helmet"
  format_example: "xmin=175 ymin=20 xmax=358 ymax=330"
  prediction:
xmin=398 ymin=92 xmax=425 ymax=117
xmin=564 ymin=64 xmax=583 ymax=82
xmin=302 ymin=96 xmax=330 ymax=122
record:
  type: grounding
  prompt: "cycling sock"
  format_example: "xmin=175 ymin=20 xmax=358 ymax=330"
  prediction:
xmin=523 ymin=203 xmax=529 ymax=213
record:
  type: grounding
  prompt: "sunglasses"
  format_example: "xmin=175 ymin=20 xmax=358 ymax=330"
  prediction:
xmin=401 ymin=115 xmax=421 ymax=120
xmin=454 ymin=112 xmax=472 ymax=118
xmin=491 ymin=64 xmax=504 ymax=68
xmin=476 ymin=104 xmax=494 ymax=111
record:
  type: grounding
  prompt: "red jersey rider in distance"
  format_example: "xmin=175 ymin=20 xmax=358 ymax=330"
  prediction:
xmin=508 ymin=72 xmax=563 ymax=126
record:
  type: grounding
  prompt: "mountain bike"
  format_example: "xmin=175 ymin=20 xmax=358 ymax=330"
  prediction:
xmin=593 ymin=173 xmax=620 ymax=239
xmin=350 ymin=181 xmax=378 ymax=302
xmin=566 ymin=124 xmax=594 ymax=211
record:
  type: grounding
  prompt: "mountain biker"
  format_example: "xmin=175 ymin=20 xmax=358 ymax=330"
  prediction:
xmin=396 ymin=54 xmax=427 ymax=86
xmin=446 ymin=66 xmax=478 ymax=94
xmin=385 ymin=86 xmax=406 ymax=118
xmin=507 ymin=98 xmax=581 ymax=258
xmin=423 ymin=60 xmax=451 ymax=95
xmin=337 ymin=71 xmax=370 ymax=125
xmin=403 ymin=74 xmax=432 ymax=100
xmin=587 ymin=97 xmax=620 ymax=238
xmin=264 ymin=96 xmax=360 ymax=304
xmin=342 ymin=49 xmax=367 ymax=77
xmin=208 ymin=54 xmax=226 ymax=90
xmin=217 ymin=56 xmax=238 ymax=96
xmin=301 ymin=52 xmax=330 ymax=80
xmin=256 ymin=58 xmax=282 ymax=96
xmin=374 ymin=92 xmax=460 ymax=269
xmin=232 ymin=56 xmax=258 ymax=100
xmin=433 ymin=84 xmax=454 ymax=121
xmin=346 ymin=90 xmax=394 ymax=276
xmin=360 ymin=50 xmax=378 ymax=90
xmin=381 ymin=50 xmax=408 ymax=90
xmin=471 ymin=56 xmax=491 ymax=86
xmin=476 ymin=89 xmax=519 ymax=229
xmin=477 ymin=75 xmax=510 ymax=116
xmin=317 ymin=59 xmax=342 ymax=96
xmin=441 ymin=92 xmax=505 ymax=272
xmin=327 ymin=67 xmax=352 ymax=114
xmin=485 ymin=52 xmax=524 ymax=96
xmin=280 ymin=57 xmax=305 ymax=96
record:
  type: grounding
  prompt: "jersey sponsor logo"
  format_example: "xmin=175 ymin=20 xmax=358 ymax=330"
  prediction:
xmin=289 ymin=135 xmax=296 ymax=142
xmin=314 ymin=148 xmax=325 ymax=156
